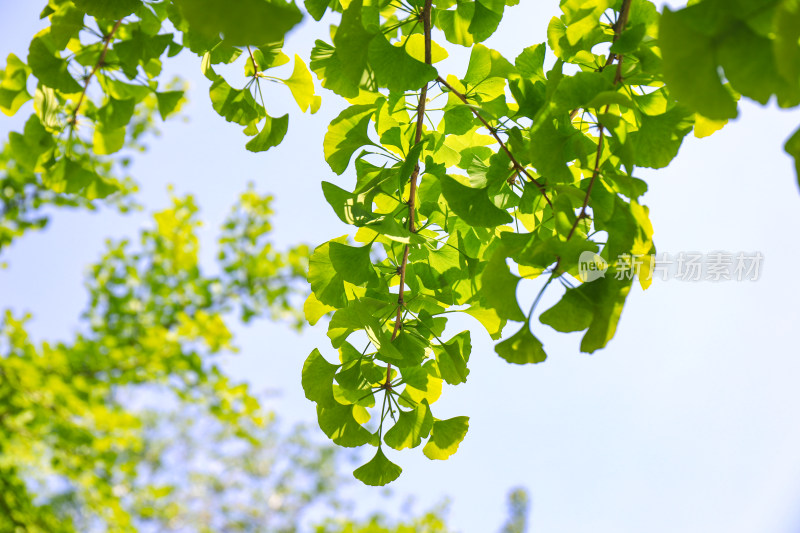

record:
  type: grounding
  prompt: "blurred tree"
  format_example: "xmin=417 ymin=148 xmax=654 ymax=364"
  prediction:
xmin=0 ymin=186 xmax=528 ymax=531
xmin=0 ymin=188 xmax=309 ymax=530
xmin=499 ymin=488 xmax=530 ymax=533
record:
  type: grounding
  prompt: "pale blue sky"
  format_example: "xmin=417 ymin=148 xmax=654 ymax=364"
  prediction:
xmin=2 ymin=1 xmax=800 ymax=531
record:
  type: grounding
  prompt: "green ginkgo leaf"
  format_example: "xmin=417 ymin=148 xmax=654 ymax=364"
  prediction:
xmin=659 ymin=7 xmax=738 ymax=120
xmin=384 ymin=401 xmax=433 ymax=450
xmin=308 ymin=237 xmax=349 ymax=308
xmin=174 ymin=0 xmax=302 ymax=46
xmin=539 ymin=275 xmax=632 ymax=354
xmin=302 ymin=349 xmax=339 ymax=407
xmin=464 ymin=305 xmax=505 ymax=340
xmin=27 ymin=37 xmax=81 ymax=93
xmin=515 ymin=43 xmax=546 ymax=82
xmin=47 ymin=3 xmax=84 ymax=50
xmin=245 ymin=114 xmax=289 ymax=153
xmin=282 ymin=55 xmax=319 ymax=113
xmin=480 ymin=249 xmax=525 ymax=322
xmin=42 ymin=157 xmax=118 ymax=199
xmin=209 ymin=77 xmax=265 ymax=126
xmin=423 ymin=416 xmax=469 ymax=460
xmin=0 ymin=54 xmax=32 ymax=116
xmin=317 ymin=402 xmax=372 ymax=447
xmin=629 ymin=105 xmax=694 ymax=169
xmin=324 ymin=105 xmax=376 ymax=175
xmin=321 ymin=182 xmax=379 ymax=227
xmin=432 ymin=331 xmax=471 ymax=385
xmin=92 ymin=124 xmax=125 ymax=155
xmin=495 ymin=323 xmax=546 ymax=364
xmin=156 ymin=91 xmax=184 ymax=120
xmin=72 ymin=0 xmax=142 ymax=19
xmin=439 ymin=174 xmax=512 ymax=228
xmin=368 ymin=34 xmax=438 ymax=93
xmin=328 ymin=242 xmax=378 ymax=286
xmin=785 ymin=126 xmax=800 ymax=187
xmin=310 ymin=40 xmax=360 ymax=98
xmin=353 ymin=447 xmax=402 ymax=486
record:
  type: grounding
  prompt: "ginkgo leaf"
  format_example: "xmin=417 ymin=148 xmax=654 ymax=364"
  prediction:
xmin=304 ymin=292 xmax=335 ymax=325
xmin=785 ymin=126 xmax=800 ymax=187
xmin=480 ymin=249 xmax=525 ymax=322
xmin=433 ymin=331 xmax=471 ymax=385
xmin=302 ymin=348 xmax=339 ymax=407
xmin=353 ymin=447 xmax=402 ymax=485
xmin=659 ymin=7 xmax=738 ymax=120
xmin=0 ymin=54 xmax=32 ymax=116
xmin=174 ymin=0 xmax=302 ymax=46
xmin=328 ymin=242 xmax=378 ymax=286
xmin=439 ymin=174 xmax=512 ymax=228
xmin=321 ymin=181 xmax=378 ymax=226
xmin=629 ymin=106 xmax=694 ymax=169
xmin=539 ymin=275 xmax=632 ymax=354
xmin=209 ymin=77 xmax=265 ymax=126
xmin=324 ymin=104 xmax=375 ymax=175
xmin=401 ymin=362 xmax=443 ymax=406
xmin=43 ymin=157 xmax=118 ymax=199
xmin=515 ymin=43 xmax=546 ymax=82
xmin=403 ymin=34 xmax=448 ymax=64
xmin=156 ymin=91 xmax=184 ymax=120
xmin=245 ymin=114 xmax=289 ymax=153
xmin=92 ymin=124 xmax=125 ymax=155
xmin=774 ymin=1 xmax=800 ymax=91
xmin=282 ymin=56 xmax=316 ymax=112
xmin=27 ymin=37 xmax=81 ymax=93
xmin=464 ymin=305 xmax=505 ymax=340
xmin=423 ymin=416 xmax=469 ymax=460
xmin=384 ymin=401 xmax=433 ymax=450
xmin=495 ymin=322 xmax=547 ymax=364
xmin=693 ymin=113 xmax=727 ymax=139
xmin=48 ymin=3 xmax=85 ymax=50
xmin=368 ymin=34 xmax=438 ymax=93
xmin=72 ymin=0 xmax=142 ymax=19
xmin=317 ymin=402 xmax=372 ymax=447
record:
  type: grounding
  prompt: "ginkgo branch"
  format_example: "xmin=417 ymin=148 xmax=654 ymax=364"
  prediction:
xmin=568 ymin=0 xmax=633 ymax=120
xmin=386 ymin=0 xmax=432 ymax=386
xmin=565 ymin=0 xmax=632 ymax=242
xmin=435 ymin=75 xmax=553 ymax=207
xmin=68 ymin=19 xmax=123 ymax=129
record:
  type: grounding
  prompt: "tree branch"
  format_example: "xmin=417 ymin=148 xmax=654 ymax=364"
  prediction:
xmin=388 ymin=0 xmax=433 ymax=379
xmin=568 ymin=0 xmax=633 ymax=121
xmin=68 ymin=19 xmax=123 ymax=129
xmin=436 ymin=75 xmax=552 ymax=207
xmin=564 ymin=0 xmax=632 ymax=242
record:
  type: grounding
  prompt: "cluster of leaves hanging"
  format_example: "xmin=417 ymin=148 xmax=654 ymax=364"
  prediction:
xmin=0 ymin=0 xmax=319 ymax=254
xmin=300 ymin=0 xmax=800 ymax=485
xmin=3 ymin=0 xmax=800 ymax=488
xmin=303 ymin=0 xmax=658 ymax=485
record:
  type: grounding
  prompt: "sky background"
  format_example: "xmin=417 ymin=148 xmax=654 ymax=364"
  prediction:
xmin=2 ymin=1 xmax=800 ymax=532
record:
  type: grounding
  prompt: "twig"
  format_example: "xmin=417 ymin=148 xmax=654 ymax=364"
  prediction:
xmin=436 ymin=75 xmax=552 ymax=207
xmin=386 ymin=0 xmax=433 ymax=386
xmin=568 ymin=0 xmax=632 ymax=121
xmin=247 ymin=45 xmax=259 ymax=77
xmin=558 ymin=0 xmax=632 ymax=273
xmin=68 ymin=19 xmax=123 ymax=129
